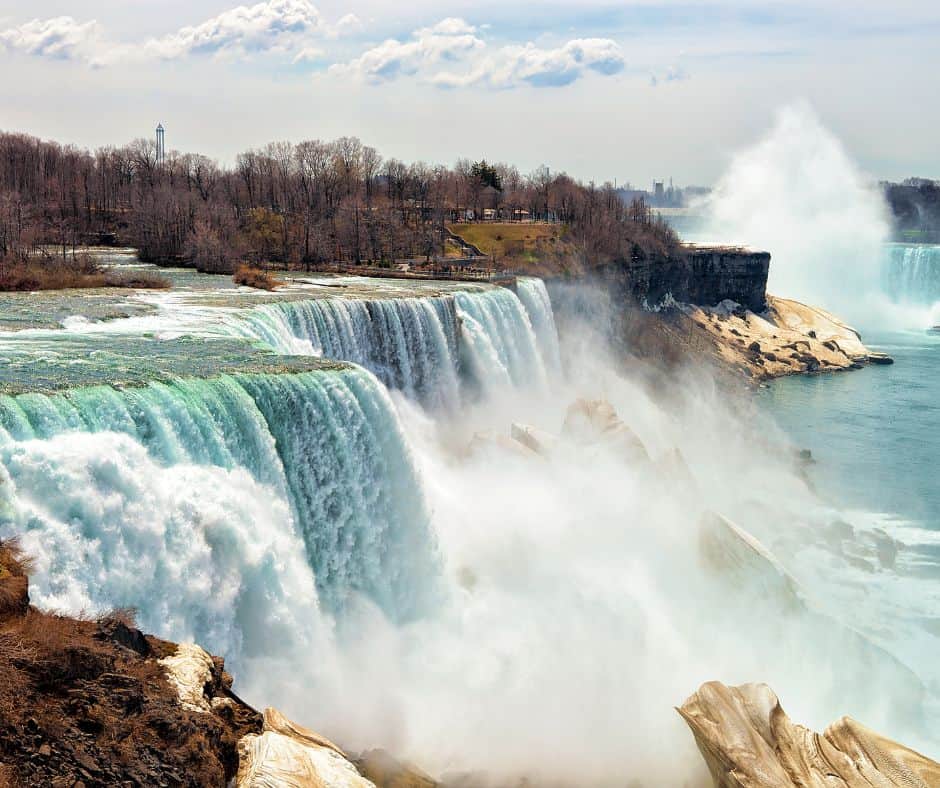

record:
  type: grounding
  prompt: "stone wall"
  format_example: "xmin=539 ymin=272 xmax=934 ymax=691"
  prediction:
xmin=589 ymin=245 xmax=771 ymax=312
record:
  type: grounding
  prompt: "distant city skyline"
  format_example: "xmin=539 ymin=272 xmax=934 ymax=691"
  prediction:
xmin=1 ymin=0 xmax=937 ymax=184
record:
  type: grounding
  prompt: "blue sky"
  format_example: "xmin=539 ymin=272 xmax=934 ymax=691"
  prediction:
xmin=1 ymin=0 xmax=937 ymax=185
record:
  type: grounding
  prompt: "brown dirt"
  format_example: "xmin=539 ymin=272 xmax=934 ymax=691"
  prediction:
xmin=0 ymin=539 xmax=260 ymax=788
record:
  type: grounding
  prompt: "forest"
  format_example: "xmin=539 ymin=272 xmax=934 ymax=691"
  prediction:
xmin=0 ymin=131 xmax=679 ymax=276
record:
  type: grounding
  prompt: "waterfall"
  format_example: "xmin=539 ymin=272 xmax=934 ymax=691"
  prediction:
xmin=453 ymin=286 xmax=548 ymax=391
xmin=516 ymin=277 xmax=562 ymax=376
xmin=0 ymin=367 xmax=439 ymax=664
xmin=882 ymin=244 xmax=940 ymax=305
xmin=222 ymin=283 xmax=555 ymax=406
xmin=226 ymin=296 xmax=460 ymax=411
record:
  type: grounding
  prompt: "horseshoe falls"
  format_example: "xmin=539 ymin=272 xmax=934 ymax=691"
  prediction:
xmin=882 ymin=243 xmax=940 ymax=306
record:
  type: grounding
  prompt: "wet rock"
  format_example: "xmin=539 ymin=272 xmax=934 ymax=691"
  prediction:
xmin=510 ymin=423 xmax=559 ymax=457
xmin=96 ymin=619 xmax=151 ymax=657
xmin=355 ymin=749 xmax=438 ymax=788
xmin=237 ymin=708 xmax=373 ymax=788
xmin=678 ymin=681 xmax=940 ymax=787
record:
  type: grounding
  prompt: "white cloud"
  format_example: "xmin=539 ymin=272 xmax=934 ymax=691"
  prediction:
xmin=328 ymin=17 xmax=484 ymax=83
xmin=0 ymin=16 xmax=102 ymax=61
xmin=329 ymin=19 xmax=624 ymax=89
xmin=141 ymin=0 xmax=351 ymax=60
xmin=0 ymin=1 xmax=358 ymax=66
xmin=292 ymin=46 xmax=326 ymax=64
xmin=433 ymin=38 xmax=626 ymax=89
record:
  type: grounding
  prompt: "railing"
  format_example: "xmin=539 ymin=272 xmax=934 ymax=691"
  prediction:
xmin=306 ymin=262 xmax=515 ymax=284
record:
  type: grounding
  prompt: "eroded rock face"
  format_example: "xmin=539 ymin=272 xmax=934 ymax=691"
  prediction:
xmin=678 ymin=681 xmax=940 ymax=788
xmin=237 ymin=707 xmax=375 ymax=788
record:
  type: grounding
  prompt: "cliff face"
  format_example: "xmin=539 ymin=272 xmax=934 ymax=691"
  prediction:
xmin=590 ymin=245 xmax=770 ymax=313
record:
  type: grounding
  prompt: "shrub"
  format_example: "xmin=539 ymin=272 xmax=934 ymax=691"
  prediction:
xmin=233 ymin=264 xmax=282 ymax=291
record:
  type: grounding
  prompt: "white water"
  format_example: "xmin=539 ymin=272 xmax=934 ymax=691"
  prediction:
xmin=882 ymin=244 xmax=940 ymax=316
xmin=0 ymin=369 xmax=440 ymax=636
xmin=0 ymin=271 xmax=935 ymax=783
xmin=697 ymin=103 xmax=901 ymax=328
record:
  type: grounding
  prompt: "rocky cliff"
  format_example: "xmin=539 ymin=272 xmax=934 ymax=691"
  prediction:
xmin=590 ymin=244 xmax=771 ymax=313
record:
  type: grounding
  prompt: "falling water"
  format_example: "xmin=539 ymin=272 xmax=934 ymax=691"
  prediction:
xmin=222 ymin=284 xmax=552 ymax=407
xmin=0 ymin=367 xmax=440 ymax=656
xmin=882 ymin=244 xmax=940 ymax=305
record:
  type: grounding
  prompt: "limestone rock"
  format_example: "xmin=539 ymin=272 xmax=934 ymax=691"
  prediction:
xmin=355 ymin=749 xmax=438 ymax=788
xmin=510 ymin=423 xmax=559 ymax=457
xmin=159 ymin=642 xmax=216 ymax=713
xmin=562 ymin=398 xmax=650 ymax=463
xmin=467 ymin=430 xmax=541 ymax=461
xmin=678 ymin=681 xmax=940 ymax=787
xmin=678 ymin=295 xmax=882 ymax=380
xmin=237 ymin=707 xmax=375 ymax=788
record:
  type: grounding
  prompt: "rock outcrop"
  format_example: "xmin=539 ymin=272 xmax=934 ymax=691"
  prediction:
xmin=677 ymin=295 xmax=890 ymax=380
xmin=237 ymin=708 xmax=374 ymax=788
xmin=468 ymin=398 xmax=651 ymax=466
xmin=0 ymin=537 xmax=432 ymax=788
xmin=0 ymin=538 xmax=260 ymax=786
xmin=678 ymin=681 xmax=940 ymax=787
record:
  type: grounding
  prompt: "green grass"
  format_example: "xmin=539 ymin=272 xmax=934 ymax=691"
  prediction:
xmin=447 ymin=223 xmax=566 ymax=261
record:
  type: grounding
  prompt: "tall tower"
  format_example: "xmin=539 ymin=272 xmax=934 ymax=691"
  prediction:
xmin=156 ymin=123 xmax=166 ymax=165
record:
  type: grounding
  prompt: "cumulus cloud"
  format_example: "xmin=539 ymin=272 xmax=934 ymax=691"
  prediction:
xmin=0 ymin=16 xmax=102 ymax=61
xmin=328 ymin=17 xmax=484 ymax=83
xmin=0 ymin=1 xmax=358 ymax=66
xmin=141 ymin=0 xmax=356 ymax=60
xmin=434 ymin=38 xmax=626 ymax=89
xmin=329 ymin=20 xmax=624 ymax=89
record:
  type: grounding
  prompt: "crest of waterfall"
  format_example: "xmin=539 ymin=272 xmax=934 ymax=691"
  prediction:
xmin=882 ymin=244 xmax=940 ymax=305
xmin=0 ymin=367 xmax=440 ymax=666
xmin=223 ymin=283 xmax=556 ymax=406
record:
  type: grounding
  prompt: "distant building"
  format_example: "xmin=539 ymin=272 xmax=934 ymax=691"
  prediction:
xmin=156 ymin=123 xmax=166 ymax=165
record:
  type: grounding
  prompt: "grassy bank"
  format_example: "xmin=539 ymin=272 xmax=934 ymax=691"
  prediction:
xmin=447 ymin=223 xmax=567 ymax=265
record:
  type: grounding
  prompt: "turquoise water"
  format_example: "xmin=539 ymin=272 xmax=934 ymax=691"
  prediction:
xmin=761 ymin=329 xmax=940 ymax=530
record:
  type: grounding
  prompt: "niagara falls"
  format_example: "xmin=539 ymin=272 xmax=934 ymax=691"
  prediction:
xmin=0 ymin=2 xmax=939 ymax=786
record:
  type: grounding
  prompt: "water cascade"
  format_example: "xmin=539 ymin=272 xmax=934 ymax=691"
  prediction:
xmin=218 ymin=280 xmax=554 ymax=407
xmin=0 ymin=367 xmax=439 ymax=661
xmin=882 ymin=244 xmax=940 ymax=305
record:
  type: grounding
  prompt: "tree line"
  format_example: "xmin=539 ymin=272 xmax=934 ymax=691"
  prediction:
xmin=0 ymin=130 xmax=679 ymax=273
xmin=883 ymin=178 xmax=940 ymax=242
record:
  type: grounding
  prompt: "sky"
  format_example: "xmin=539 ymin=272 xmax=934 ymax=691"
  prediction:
xmin=0 ymin=0 xmax=937 ymax=186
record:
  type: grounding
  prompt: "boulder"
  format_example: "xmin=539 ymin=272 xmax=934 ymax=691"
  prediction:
xmin=678 ymin=681 xmax=940 ymax=787
xmin=510 ymin=423 xmax=559 ymax=457
xmin=237 ymin=707 xmax=374 ymax=788
xmin=699 ymin=512 xmax=804 ymax=612
xmin=159 ymin=642 xmax=216 ymax=713
xmin=467 ymin=431 xmax=541 ymax=461
xmin=562 ymin=399 xmax=650 ymax=464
